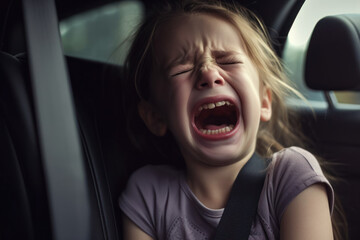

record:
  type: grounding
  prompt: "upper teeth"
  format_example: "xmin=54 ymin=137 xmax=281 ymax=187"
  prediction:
xmin=198 ymin=101 xmax=232 ymax=111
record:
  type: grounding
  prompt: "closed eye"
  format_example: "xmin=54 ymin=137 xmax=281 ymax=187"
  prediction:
xmin=217 ymin=56 xmax=243 ymax=65
xmin=170 ymin=68 xmax=193 ymax=77
xmin=218 ymin=61 xmax=243 ymax=65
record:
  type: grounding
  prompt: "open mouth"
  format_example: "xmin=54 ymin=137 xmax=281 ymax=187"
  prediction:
xmin=192 ymin=99 xmax=238 ymax=139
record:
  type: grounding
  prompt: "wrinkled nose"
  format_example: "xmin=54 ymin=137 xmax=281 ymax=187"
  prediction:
xmin=196 ymin=66 xmax=225 ymax=90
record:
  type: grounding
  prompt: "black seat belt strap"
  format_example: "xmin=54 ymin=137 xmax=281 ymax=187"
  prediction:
xmin=213 ymin=153 xmax=269 ymax=240
xmin=21 ymin=0 xmax=90 ymax=239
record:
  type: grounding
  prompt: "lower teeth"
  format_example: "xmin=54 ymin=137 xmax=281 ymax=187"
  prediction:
xmin=200 ymin=125 xmax=234 ymax=135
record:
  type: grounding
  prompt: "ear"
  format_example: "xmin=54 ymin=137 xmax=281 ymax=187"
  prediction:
xmin=260 ymin=87 xmax=272 ymax=122
xmin=138 ymin=100 xmax=167 ymax=136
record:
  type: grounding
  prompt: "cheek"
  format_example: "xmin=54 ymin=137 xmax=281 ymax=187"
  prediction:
xmin=164 ymin=83 xmax=194 ymax=143
xmin=228 ymin=70 xmax=261 ymax=101
xmin=153 ymin=79 xmax=192 ymax=122
xmin=227 ymin=72 xmax=262 ymax=125
xmin=168 ymin=81 xmax=191 ymax=117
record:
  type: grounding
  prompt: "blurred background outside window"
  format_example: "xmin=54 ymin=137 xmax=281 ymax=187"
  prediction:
xmin=283 ymin=0 xmax=360 ymax=105
xmin=59 ymin=0 xmax=360 ymax=105
xmin=60 ymin=1 xmax=144 ymax=65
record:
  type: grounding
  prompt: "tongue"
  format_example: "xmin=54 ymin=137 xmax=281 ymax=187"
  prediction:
xmin=204 ymin=124 xmax=228 ymax=130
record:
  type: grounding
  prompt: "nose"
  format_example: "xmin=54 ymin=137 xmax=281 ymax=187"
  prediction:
xmin=196 ymin=65 xmax=225 ymax=90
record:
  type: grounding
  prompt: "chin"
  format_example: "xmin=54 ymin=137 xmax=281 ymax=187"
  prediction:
xmin=195 ymin=144 xmax=252 ymax=167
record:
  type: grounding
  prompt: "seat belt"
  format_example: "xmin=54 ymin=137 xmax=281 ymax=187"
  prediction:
xmin=21 ymin=0 xmax=90 ymax=239
xmin=213 ymin=153 xmax=269 ymax=240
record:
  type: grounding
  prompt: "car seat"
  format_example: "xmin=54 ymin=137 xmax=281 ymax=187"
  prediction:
xmin=304 ymin=14 xmax=360 ymax=240
xmin=0 ymin=0 xmax=157 ymax=237
xmin=0 ymin=51 xmax=137 ymax=240
xmin=0 ymin=51 xmax=52 ymax=240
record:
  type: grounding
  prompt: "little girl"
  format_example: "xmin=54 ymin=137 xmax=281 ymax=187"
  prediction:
xmin=119 ymin=1 xmax=338 ymax=239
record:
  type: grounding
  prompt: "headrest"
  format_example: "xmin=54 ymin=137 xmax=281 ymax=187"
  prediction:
xmin=305 ymin=14 xmax=360 ymax=91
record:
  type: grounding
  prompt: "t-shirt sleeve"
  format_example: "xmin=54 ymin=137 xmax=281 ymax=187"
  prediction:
xmin=119 ymin=165 xmax=166 ymax=238
xmin=270 ymin=147 xmax=334 ymax=221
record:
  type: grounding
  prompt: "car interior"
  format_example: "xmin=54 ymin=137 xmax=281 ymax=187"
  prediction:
xmin=0 ymin=0 xmax=359 ymax=239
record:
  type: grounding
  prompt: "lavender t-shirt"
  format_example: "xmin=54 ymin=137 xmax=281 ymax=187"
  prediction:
xmin=119 ymin=147 xmax=334 ymax=240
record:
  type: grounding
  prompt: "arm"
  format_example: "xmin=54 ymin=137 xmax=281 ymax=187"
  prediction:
xmin=122 ymin=214 xmax=154 ymax=240
xmin=280 ymin=183 xmax=333 ymax=240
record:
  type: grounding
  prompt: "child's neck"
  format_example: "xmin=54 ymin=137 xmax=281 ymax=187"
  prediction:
xmin=185 ymin=152 xmax=253 ymax=210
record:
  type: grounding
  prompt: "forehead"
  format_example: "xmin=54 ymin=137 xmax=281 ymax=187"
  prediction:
xmin=153 ymin=13 xmax=245 ymax=67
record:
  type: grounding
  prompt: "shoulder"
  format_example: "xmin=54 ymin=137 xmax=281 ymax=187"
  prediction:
xmin=119 ymin=165 xmax=182 ymax=238
xmin=129 ymin=164 xmax=179 ymax=184
xmin=267 ymin=147 xmax=334 ymax=219
xmin=271 ymin=147 xmax=325 ymax=178
xmin=124 ymin=164 xmax=180 ymax=197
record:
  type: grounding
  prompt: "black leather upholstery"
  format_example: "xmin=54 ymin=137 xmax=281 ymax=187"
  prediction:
xmin=305 ymin=14 xmax=360 ymax=90
xmin=66 ymin=56 xmax=132 ymax=240
xmin=0 ymin=52 xmax=51 ymax=240
xmin=0 ymin=51 xmax=135 ymax=239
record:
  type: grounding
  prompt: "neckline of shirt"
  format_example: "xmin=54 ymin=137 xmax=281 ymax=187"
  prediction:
xmin=178 ymin=171 xmax=224 ymax=218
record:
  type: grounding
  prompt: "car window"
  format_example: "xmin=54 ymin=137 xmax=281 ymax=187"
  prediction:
xmin=60 ymin=1 xmax=144 ymax=64
xmin=283 ymin=0 xmax=360 ymax=105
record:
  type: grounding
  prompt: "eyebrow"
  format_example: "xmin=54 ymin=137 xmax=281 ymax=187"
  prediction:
xmin=212 ymin=50 xmax=244 ymax=58
xmin=163 ymin=49 xmax=244 ymax=71
xmin=164 ymin=56 xmax=189 ymax=72
xmin=164 ymin=50 xmax=197 ymax=72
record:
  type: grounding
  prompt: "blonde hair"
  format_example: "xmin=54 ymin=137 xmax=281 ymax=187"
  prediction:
xmin=122 ymin=1 xmax=346 ymax=239
xmin=124 ymin=0 xmax=303 ymax=156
